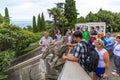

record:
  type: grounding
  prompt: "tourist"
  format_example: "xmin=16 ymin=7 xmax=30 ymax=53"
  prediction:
xmin=68 ymin=32 xmax=73 ymax=43
xmin=79 ymin=27 xmax=84 ymax=33
xmin=66 ymin=27 xmax=71 ymax=36
xmin=39 ymin=32 xmax=53 ymax=51
xmin=111 ymin=36 xmax=120 ymax=76
xmin=105 ymin=32 xmax=115 ymax=57
xmin=62 ymin=31 xmax=87 ymax=65
xmin=90 ymin=27 xmax=97 ymax=48
xmin=96 ymin=26 xmax=102 ymax=33
xmin=54 ymin=30 xmax=62 ymax=41
xmin=93 ymin=39 xmax=109 ymax=80
xmin=77 ymin=27 xmax=80 ymax=31
xmin=83 ymin=27 xmax=90 ymax=41
xmin=71 ymin=28 xmax=75 ymax=34
xmin=97 ymin=32 xmax=107 ymax=46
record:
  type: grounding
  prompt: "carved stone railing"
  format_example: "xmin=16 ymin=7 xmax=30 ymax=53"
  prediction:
xmin=6 ymin=40 xmax=92 ymax=80
xmin=58 ymin=60 xmax=92 ymax=80
xmin=10 ymin=47 xmax=42 ymax=67
xmin=6 ymin=40 xmax=67 ymax=80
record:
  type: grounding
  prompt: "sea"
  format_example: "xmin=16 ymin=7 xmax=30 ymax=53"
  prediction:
xmin=11 ymin=20 xmax=32 ymax=28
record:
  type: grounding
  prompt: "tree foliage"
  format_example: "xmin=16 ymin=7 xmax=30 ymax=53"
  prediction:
xmin=37 ymin=14 xmax=41 ymax=31
xmin=4 ymin=7 xmax=10 ymax=24
xmin=59 ymin=16 xmax=68 ymax=35
xmin=86 ymin=12 xmax=98 ymax=22
xmin=41 ymin=12 xmax=45 ymax=31
xmin=64 ymin=0 xmax=77 ymax=27
xmin=48 ymin=7 xmax=62 ymax=30
xmin=77 ymin=16 xmax=86 ymax=23
xmin=0 ymin=24 xmax=37 ymax=55
xmin=78 ymin=8 xmax=120 ymax=32
xmin=0 ymin=14 xmax=4 ymax=24
xmin=32 ymin=16 xmax=37 ymax=32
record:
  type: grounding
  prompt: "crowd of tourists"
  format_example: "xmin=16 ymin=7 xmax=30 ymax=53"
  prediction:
xmin=39 ymin=26 xmax=120 ymax=80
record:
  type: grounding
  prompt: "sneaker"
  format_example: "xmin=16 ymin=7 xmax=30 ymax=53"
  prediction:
xmin=111 ymin=72 xmax=119 ymax=76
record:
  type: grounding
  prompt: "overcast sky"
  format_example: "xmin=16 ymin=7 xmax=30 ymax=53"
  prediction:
xmin=0 ymin=0 xmax=120 ymax=21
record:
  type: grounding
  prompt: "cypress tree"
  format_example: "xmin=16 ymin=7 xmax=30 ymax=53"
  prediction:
xmin=37 ymin=14 xmax=41 ymax=31
xmin=0 ymin=14 xmax=3 ymax=24
xmin=5 ymin=7 xmax=10 ymax=24
xmin=40 ymin=12 xmax=45 ymax=30
xmin=64 ymin=0 xmax=77 ymax=27
xmin=32 ymin=16 xmax=37 ymax=32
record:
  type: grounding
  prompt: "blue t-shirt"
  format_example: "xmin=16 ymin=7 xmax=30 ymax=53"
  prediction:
xmin=105 ymin=36 xmax=115 ymax=51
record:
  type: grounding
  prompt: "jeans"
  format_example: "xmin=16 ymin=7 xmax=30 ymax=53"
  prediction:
xmin=114 ymin=55 xmax=120 ymax=74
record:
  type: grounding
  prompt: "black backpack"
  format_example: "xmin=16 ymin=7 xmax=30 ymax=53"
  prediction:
xmin=80 ymin=41 xmax=99 ymax=72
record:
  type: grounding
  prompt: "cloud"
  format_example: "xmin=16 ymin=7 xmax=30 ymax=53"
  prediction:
xmin=0 ymin=0 xmax=120 ymax=20
xmin=76 ymin=0 xmax=120 ymax=17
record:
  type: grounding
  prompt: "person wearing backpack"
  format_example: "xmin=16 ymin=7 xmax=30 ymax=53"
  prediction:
xmin=62 ymin=31 xmax=87 ymax=68
xmin=93 ymin=39 xmax=110 ymax=80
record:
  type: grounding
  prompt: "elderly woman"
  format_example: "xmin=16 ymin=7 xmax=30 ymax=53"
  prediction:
xmin=93 ymin=39 xmax=110 ymax=80
xmin=112 ymin=36 xmax=120 ymax=76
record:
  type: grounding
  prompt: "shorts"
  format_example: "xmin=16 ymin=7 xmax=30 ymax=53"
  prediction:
xmin=94 ymin=67 xmax=105 ymax=78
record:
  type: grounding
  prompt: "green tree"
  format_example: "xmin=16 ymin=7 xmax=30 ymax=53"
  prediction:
xmin=56 ymin=2 xmax=64 ymax=14
xmin=64 ymin=0 xmax=77 ymax=27
xmin=97 ymin=9 xmax=113 ymax=25
xmin=111 ymin=13 xmax=120 ymax=32
xmin=37 ymin=14 xmax=41 ymax=31
xmin=48 ymin=7 xmax=61 ymax=30
xmin=0 ymin=14 xmax=3 ymax=24
xmin=4 ymin=7 xmax=10 ymax=24
xmin=41 ymin=12 xmax=45 ymax=31
xmin=86 ymin=11 xmax=98 ymax=22
xmin=25 ymin=25 xmax=33 ymax=32
xmin=77 ymin=16 xmax=86 ymax=23
xmin=32 ymin=16 xmax=37 ymax=32
xmin=59 ymin=16 xmax=68 ymax=35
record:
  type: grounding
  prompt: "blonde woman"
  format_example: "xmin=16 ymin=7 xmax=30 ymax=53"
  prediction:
xmin=93 ymin=39 xmax=110 ymax=80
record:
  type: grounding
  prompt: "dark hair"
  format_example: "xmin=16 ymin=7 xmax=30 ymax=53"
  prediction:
xmin=77 ymin=27 xmax=80 ymax=30
xmin=96 ymin=26 xmax=99 ymax=28
xmin=116 ymin=36 xmax=120 ymax=39
xmin=91 ymin=27 xmax=94 ymax=30
xmin=73 ymin=31 xmax=83 ymax=38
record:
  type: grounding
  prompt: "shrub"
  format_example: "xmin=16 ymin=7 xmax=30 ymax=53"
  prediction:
xmin=0 ymin=51 xmax=15 ymax=79
xmin=0 ymin=24 xmax=37 ymax=57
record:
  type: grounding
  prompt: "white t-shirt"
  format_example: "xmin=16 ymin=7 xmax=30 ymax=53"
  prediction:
xmin=39 ymin=36 xmax=52 ymax=51
xmin=95 ymin=48 xmax=107 ymax=68
xmin=55 ymin=34 xmax=62 ymax=41
xmin=68 ymin=36 xmax=72 ymax=43
xmin=113 ymin=43 xmax=120 ymax=56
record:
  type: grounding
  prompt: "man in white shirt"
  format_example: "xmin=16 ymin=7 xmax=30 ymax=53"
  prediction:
xmin=39 ymin=32 xmax=53 ymax=51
